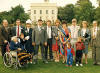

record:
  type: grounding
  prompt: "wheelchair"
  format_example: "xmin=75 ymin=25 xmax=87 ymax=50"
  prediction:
xmin=3 ymin=43 xmax=33 ymax=69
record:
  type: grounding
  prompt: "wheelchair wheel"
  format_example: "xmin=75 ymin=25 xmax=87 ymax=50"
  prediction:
xmin=3 ymin=52 xmax=13 ymax=68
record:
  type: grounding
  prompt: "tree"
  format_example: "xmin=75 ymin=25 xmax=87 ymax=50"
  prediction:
xmin=94 ymin=7 xmax=100 ymax=24
xmin=75 ymin=0 xmax=95 ymax=25
xmin=0 ymin=5 xmax=29 ymax=24
xmin=58 ymin=4 xmax=75 ymax=23
xmin=97 ymin=0 xmax=100 ymax=6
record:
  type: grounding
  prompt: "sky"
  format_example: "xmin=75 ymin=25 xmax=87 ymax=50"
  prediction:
xmin=0 ymin=0 xmax=99 ymax=12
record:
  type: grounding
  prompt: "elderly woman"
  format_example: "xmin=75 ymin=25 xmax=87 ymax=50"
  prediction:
xmin=24 ymin=19 xmax=34 ymax=54
xmin=10 ymin=36 xmax=32 ymax=64
xmin=10 ymin=36 xmax=22 ymax=57
xmin=79 ymin=21 xmax=91 ymax=64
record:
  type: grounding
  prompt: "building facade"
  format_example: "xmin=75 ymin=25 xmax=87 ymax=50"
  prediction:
xmin=30 ymin=0 xmax=58 ymax=23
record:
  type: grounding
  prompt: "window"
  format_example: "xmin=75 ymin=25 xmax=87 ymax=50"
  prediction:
xmin=46 ymin=10 xmax=48 ymax=14
xmin=40 ymin=10 xmax=42 ymax=14
xmin=34 ymin=10 xmax=36 ymax=14
xmin=34 ymin=16 xmax=36 ymax=21
xmin=40 ymin=16 xmax=42 ymax=19
xmin=52 ymin=10 xmax=54 ymax=14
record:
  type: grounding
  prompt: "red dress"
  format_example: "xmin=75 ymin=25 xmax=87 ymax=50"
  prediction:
xmin=52 ymin=41 xmax=58 ymax=51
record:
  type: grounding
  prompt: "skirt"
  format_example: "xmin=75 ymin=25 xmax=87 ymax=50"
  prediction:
xmin=52 ymin=41 xmax=58 ymax=51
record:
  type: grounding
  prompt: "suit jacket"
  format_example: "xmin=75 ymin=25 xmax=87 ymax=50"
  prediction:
xmin=24 ymin=28 xmax=33 ymax=41
xmin=32 ymin=26 xmax=47 ymax=45
xmin=11 ymin=26 xmax=25 ymax=37
xmin=0 ymin=26 xmax=11 ymax=45
xmin=79 ymin=28 xmax=91 ymax=44
xmin=91 ymin=27 xmax=100 ymax=47
xmin=10 ymin=41 xmax=21 ymax=51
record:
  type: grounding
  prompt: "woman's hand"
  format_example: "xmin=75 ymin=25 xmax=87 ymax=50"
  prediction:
xmin=44 ymin=42 xmax=47 ymax=46
xmin=18 ymin=48 xmax=21 ymax=51
xmin=55 ymin=37 xmax=59 ymax=40
xmin=32 ymin=42 xmax=35 ymax=46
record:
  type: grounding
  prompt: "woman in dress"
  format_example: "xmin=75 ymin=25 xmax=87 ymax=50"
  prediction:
xmin=59 ymin=21 xmax=71 ymax=63
xmin=79 ymin=21 xmax=91 ymax=64
xmin=52 ymin=19 xmax=61 ymax=62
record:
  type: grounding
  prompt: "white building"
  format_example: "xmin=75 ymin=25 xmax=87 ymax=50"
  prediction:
xmin=30 ymin=0 xmax=58 ymax=23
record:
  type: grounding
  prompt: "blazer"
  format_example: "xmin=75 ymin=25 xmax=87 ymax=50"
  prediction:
xmin=52 ymin=26 xmax=61 ymax=45
xmin=91 ymin=27 xmax=100 ymax=47
xmin=32 ymin=26 xmax=47 ymax=45
xmin=79 ymin=28 xmax=91 ymax=44
xmin=11 ymin=26 xmax=25 ymax=37
xmin=0 ymin=26 xmax=12 ymax=45
xmin=10 ymin=41 xmax=21 ymax=51
xmin=24 ymin=28 xmax=33 ymax=41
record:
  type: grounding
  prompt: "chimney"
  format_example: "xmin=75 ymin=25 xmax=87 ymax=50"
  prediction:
xmin=44 ymin=0 xmax=49 ymax=3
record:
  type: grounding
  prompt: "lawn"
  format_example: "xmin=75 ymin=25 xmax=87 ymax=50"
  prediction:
xmin=0 ymin=57 xmax=100 ymax=73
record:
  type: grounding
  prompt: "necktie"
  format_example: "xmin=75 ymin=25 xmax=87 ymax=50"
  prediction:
xmin=17 ymin=25 xmax=19 ymax=37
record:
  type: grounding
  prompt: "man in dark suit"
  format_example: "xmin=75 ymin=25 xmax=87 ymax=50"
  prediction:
xmin=11 ymin=19 xmax=25 ymax=37
xmin=44 ymin=20 xmax=53 ymax=62
xmin=0 ymin=19 xmax=12 ymax=57
xmin=32 ymin=19 xmax=47 ymax=64
xmin=24 ymin=19 xmax=34 ymax=54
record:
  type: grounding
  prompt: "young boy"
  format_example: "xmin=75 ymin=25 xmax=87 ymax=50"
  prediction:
xmin=76 ymin=37 xmax=85 ymax=66
xmin=65 ymin=43 xmax=75 ymax=67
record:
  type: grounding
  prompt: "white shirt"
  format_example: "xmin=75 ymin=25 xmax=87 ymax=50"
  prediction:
xmin=47 ymin=26 xmax=51 ymax=38
xmin=68 ymin=25 xmax=80 ymax=39
xmin=38 ymin=25 xmax=41 ymax=31
xmin=93 ymin=27 xmax=98 ymax=37
xmin=82 ymin=28 xmax=86 ymax=36
xmin=27 ymin=28 xmax=30 ymax=33
xmin=16 ymin=25 xmax=21 ymax=37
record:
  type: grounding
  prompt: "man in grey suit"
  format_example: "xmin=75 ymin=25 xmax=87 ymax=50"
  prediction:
xmin=32 ymin=19 xmax=47 ymax=64
xmin=91 ymin=21 xmax=100 ymax=65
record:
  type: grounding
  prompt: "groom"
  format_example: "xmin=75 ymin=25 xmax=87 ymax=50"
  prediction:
xmin=32 ymin=19 xmax=47 ymax=64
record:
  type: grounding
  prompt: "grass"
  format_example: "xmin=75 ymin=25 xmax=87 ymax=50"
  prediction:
xmin=0 ymin=57 xmax=100 ymax=73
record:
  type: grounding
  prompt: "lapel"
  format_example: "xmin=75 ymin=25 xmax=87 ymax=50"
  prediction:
xmin=86 ymin=28 xmax=88 ymax=34
xmin=81 ymin=28 xmax=88 ymax=36
xmin=2 ymin=26 xmax=8 ymax=33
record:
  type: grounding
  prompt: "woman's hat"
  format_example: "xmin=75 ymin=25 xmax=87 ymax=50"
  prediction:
xmin=26 ymin=19 xmax=32 ymax=24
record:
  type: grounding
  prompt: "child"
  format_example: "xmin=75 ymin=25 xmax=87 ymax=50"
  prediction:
xmin=65 ymin=43 xmax=75 ymax=67
xmin=76 ymin=37 xmax=85 ymax=66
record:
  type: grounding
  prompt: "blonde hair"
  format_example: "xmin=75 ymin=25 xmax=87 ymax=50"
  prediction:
xmin=82 ymin=21 xmax=88 ymax=25
xmin=11 ymin=36 xmax=17 ymax=41
xmin=78 ymin=37 xmax=82 ymax=41
xmin=72 ymin=18 xmax=77 ymax=22
xmin=55 ymin=19 xmax=61 ymax=24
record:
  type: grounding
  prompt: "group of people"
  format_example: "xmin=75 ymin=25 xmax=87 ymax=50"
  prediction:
xmin=0 ymin=18 xmax=100 ymax=67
